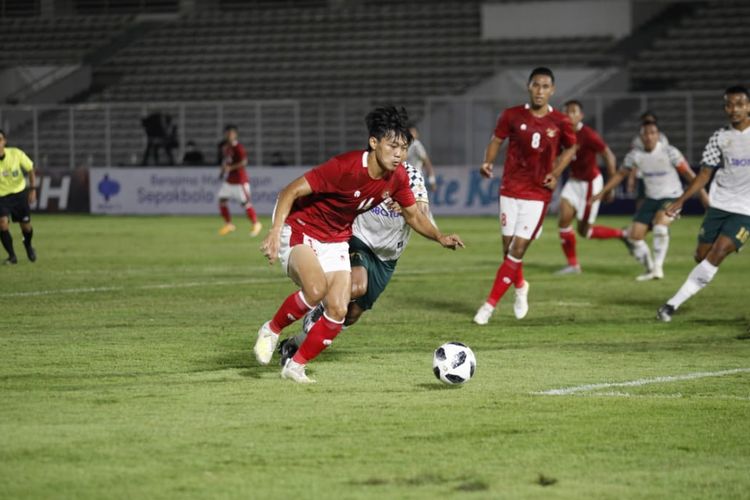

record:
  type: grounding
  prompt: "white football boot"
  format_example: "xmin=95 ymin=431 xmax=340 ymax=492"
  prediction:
xmin=281 ymin=359 xmax=316 ymax=384
xmin=473 ymin=303 xmax=495 ymax=325
xmin=513 ymin=280 xmax=530 ymax=319
xmin=554 ymin=264 xmax=582 ymax=275
xmin=254 ymin=321 xmax=279 ymax=365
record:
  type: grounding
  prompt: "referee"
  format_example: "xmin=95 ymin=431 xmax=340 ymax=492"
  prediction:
xmin=0 ymin=129 xmax=36 ymax=264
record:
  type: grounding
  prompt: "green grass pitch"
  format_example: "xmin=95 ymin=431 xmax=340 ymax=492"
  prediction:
xmin=2 ymin=214 xmax=749 ymax=499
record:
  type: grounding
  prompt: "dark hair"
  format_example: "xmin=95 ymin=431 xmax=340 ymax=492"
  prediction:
xmin=640 ymin=110 xmax=658 ymax=123
xmin=725 ymin=85 xmax=750 ymax=99
xmin=641 ymin=120 xmax=659 ymax=132
xmin=528 ymin=67 xmax=555 ymax=84
xmin=365 ymin=106 xmax=412 ymax=150
xmin=224 ymin=124 xmax=238 ymax=133
xmin=563 ymin=99 xmax=583 ymax=110
xmin=0 ymin=129 xmax=5 ymax=138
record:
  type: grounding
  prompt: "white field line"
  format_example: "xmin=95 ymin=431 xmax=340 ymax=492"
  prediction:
xmin=0 ymin=278 xmax=279 ymax=298
xmin=580 ymin=392 xmax=750 ymax=402
xmin=532 ymin=368 xmax=750 ymax=396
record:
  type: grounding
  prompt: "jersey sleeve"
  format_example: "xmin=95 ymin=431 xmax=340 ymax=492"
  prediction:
xmin=392 ymin=168 xmax=416 ymax=208
xmin=493 ymin=110 xmax=512 ymax=140
xmin=700 ymin=130 xmax=722 ymax=168
xmin=587 ymin=128 xmax=607 ymax=153
xmin=622 ymin=149 xmax=638 ymax=170
xmin=235 ymin=144 xmax=248 ymax=162
xmin=19 ymin=150 xmax=34 ymax=172
xmin=304 ymin=156 xmax=342 ymax=193
xmin=412 ymin=140 xmax=427 ymax=160
xmin=667 ymin=145 xmax=687 ymax=169
xmin=405 ymin=164 xmax=429 ymax=204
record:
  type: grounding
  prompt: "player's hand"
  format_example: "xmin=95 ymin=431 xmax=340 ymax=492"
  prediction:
xmin=604 ymin=190 xmax=615 ymax=204
xmin=542 ymin=174 xmax=558 ymax=191
xmin=260 ymin=230 xmax=280 ymax=264
xmin=386 ymin=199 xmax=402 ymax=214
xmin=588 ymin=193 xmax=602 ymax=206
xmin=665 ymin=201 xmax=683 ymax=219
xmin=480 ymin=162 xmax=494 ymax=178
xmin=28 ymin=189 xmax=37 ymax=205
xmin=438 ymin=233 xmax=464 ymax=250
xmin=427 ymin=175 xmax=437 ymax=192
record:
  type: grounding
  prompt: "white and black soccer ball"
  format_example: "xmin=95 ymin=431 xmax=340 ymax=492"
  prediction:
xmin=433 ymin=342 xmax=476 ymax=385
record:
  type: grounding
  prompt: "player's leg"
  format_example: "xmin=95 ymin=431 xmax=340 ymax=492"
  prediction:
xmin=284 ymin=269 xmax=351 ymax=383
xmin=648 ymin=209 xmax=674 ymax=279
xmin=584 ymin=175 xmax=624 ymax=241
xmin=19 ymin=221 xmax=35 ymax=262
xmin=254 ymin=241 xmax=326 ymax=365
xmin=217 ymin=182 xmax=235 ymax=235
xmin=13 ymin=193 xmax=35 ymax=262
xmin=0 ymin=212 xmax=17 ymax=265
xmin=557 ymin=195 xmax=580 ymax=274
xmin=629 ymin=199 xmax=657 ymax=279
xmin=658 ymin=209 xmax=747 ymax=321
xmin=240 ymin=183 xmax=262 ymax=236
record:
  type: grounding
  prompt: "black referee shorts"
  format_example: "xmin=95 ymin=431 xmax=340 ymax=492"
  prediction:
xmin=0 ymin=191 xmax=32 ymax=223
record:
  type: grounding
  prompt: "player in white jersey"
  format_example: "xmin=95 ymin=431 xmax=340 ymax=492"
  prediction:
xmin=592 ymin=122 xmax=707 ymax=280
xmin=657 ymin=86 xmax=750 ymax=322
xmin=407 ymin=125 xmax=437 ymax=191
xmin=277 ymin=163 xmax=431 ymax=363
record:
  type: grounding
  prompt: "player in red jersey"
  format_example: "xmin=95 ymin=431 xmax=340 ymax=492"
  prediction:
xmin=555 ymin=100 xmax=626 ymax=275
xmin=473 ymin=67 xmax=577 ymax=325
xmin=255 ymin=106 xmax=464 ymax=383
xmin=217 ymin=125 xmax=262 ymax=237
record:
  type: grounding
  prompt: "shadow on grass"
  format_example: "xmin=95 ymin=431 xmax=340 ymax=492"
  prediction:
xmin=414 ymin=382 xmax=464 ymax=391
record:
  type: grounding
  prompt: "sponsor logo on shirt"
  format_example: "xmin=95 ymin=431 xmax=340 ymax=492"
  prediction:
xmin=546 ymin=128 xmax=557 ymax=138
xmin=729 ymin=158 xmax=750 ymax=167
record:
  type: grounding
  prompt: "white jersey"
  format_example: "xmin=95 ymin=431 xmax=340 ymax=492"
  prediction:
xmin=701 ymin=126 xmax=750 ymax=216
xmin=352 ymin=163 xmax=429 ymax=261
xmin=407 ymin=139 xmax=428 ymax=172
xmin=622 ymin=142 xmax=686 ymax=199
xmin=630 ymin=132 xmax=669 ymax=151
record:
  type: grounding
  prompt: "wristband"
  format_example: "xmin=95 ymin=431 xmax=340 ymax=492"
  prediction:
xmin=428 ymin=175 xmax=436 ymax=185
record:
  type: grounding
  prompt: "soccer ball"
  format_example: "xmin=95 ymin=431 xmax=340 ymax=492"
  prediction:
xmin=433 ymin=342 xmax=476 ymax=385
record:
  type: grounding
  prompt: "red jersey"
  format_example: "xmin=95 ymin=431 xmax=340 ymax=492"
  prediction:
xmin=569 ymin=123 xmax=607 ymax=181
xmin=288 ymin=150 xmax=416 ymax=243
xmin=494 ymin=104 xmax=576 ymax=202
xmin=222 ymin=141 xmax=248 ymax=184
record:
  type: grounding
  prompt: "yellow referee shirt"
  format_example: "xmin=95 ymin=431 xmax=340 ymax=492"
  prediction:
xmin=0 ymin=147 xmax=34 ymax=197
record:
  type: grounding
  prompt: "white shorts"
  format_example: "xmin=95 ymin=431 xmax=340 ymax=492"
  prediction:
xmin=217 ymin=182 xmax=251 ymax=204
xmin=499 ymin=195 xmax=546 ymax=240
xmin=560 ymin=174 xmax=603 ymax=225
xmin=278 ymin=224 xmax=351 ymax=275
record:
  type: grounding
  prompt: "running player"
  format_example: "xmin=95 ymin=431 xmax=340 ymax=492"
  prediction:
xmin=657 ymin=86 xmax=750 ymax=322
xmin=0 ymin=129 xmax=36 ymax=265
xmin=217 ymin=125 xmax=262 ymax=237
xmin=473 ymin=67 xmax=577 ymax=325
xmin=555 ymin=99 xmax=624 ymax=274
xmin=255 ymin=106 xmax=463 ymax=383
xmin=277 ymin=162 xmax=431 ymax=365
xmin=591 ymin=121 xmax=707 ymax=281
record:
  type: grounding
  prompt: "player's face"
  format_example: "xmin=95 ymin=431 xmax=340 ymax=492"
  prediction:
xmin=640 ymin=124 xmax=659 ymax=150
xmin=225 ymin=129 xmax=238 ymax=143
xmin=527 ymin=75 xmax=554 ymax=109
xmin=370 ymin=133 xmax=408 ymax=172
xmin=0 ymin=134 xmax=5 ymax=151
xmin=564 ymin=103 xmax=583 ymax=126
xmin=724 ymin=93 xmax=750 ymax=127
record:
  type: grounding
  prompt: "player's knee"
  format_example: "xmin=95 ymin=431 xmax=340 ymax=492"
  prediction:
xmin=303 ymin=284 xmax=328 ymax=305
xmin=351 ymin=280 xmax=367 ymax=299
xmin=324 ymin=303 xmax=348 ymax=322
xmin=576 ymin=225 xmax=588 ymax=238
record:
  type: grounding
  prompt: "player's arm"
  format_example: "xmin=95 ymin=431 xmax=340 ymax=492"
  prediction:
xmin=480 ymin=135 xmax=505 ymax=178
xmin=599 ymin=146 xmax=617 ymax=202
xmin=422 ymin=154 xmax=437 ymax=192
xmin=543 ymin=145 xmax=576 ymax=190
xmin=665 ymin=166 xmax=713 ymax=217
xmin=401 ymin=202 xmax=463 ymax=250
xmin=675 ymin=162 xmax=710 ymax=208
xmin=223 ymin=156 xmax=248 ymax=171
xmin=259 ymin=176 xmax=312 ymax=264
xmin=590 ymin=166 xmax=629 ymax=204
xmin=626 ymin=167 xmax=638 ymax=194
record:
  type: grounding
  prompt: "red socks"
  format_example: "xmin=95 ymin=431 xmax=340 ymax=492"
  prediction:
xmin=269 ymin=291 xmax=314 ymax=334
xmin=220 ymin=205 xmax=231 ymax=223
xmin=486 ymin=256 xmax=522 ymax=307
xmin=293 ymin=313 xmax=343 ymax=364
xmin=245 ymin=204 xmax=258 ymax=224
xmin=587 ymin=225 xmax=623 ymax=239
xmin=559 ymin=227 xmax=578 ymax=266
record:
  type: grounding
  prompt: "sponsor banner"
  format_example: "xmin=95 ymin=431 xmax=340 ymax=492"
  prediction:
xmin=87 ymin=166 xmax=705 ymax=216
xmin=31 ymin=168 xmax=90 ymax=213
xmin=89 ymin=167 xmax=303 ymax=215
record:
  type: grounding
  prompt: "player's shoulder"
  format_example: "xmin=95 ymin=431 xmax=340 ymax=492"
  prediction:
xmin=501 ymin=104 xmax=527 ymax=118
xmin=403 ymin=162 xmax=425 ymax=185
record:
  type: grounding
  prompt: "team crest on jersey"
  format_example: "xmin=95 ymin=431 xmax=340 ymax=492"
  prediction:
xmin=354 ymin=190 xmax=361 ymax=198
xmin=520 ymin=124 xmax=527 ymax=131
xmin=546 ymin=128 xmax=557 ymax=138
